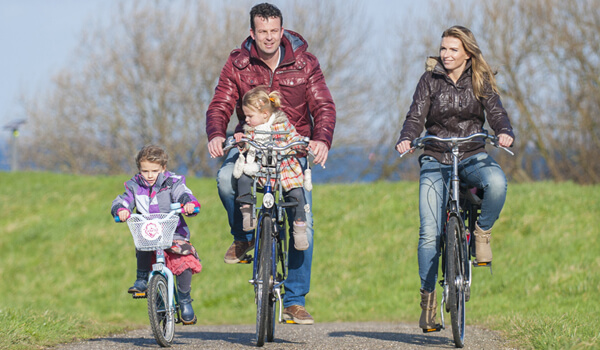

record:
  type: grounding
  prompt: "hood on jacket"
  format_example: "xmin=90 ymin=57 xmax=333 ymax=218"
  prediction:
xmin=235 ymin=29 xmax=308 ymax=69
xmin=426 ymin=56 xmax=473 ymax=80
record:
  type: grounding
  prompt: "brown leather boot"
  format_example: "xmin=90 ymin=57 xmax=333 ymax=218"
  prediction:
xmin=419 ymin=289 xmax=441 ymax=332
xmin=474 ymin=223 xmax=492 ymax=263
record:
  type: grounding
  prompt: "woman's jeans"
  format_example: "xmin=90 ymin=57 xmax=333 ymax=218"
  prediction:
xmin=217 ymin=148 xmax=313 ymax=307
xmin=418 ymin=152 xmax=507 ymax=292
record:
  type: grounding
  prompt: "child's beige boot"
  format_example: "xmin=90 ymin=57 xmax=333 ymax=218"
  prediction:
xmin=292 ymin=222 xmax=309 ymax=251
xmin=419 ymin=289 xmax=440 ymax=332
xmin=474 ymin=223 xmax=493 ymax=263
xmin=240 ymin=206 xmax=256 ymax=231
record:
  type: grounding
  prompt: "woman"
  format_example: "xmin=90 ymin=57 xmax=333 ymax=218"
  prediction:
xmin=395 ymin=25 xmax=514 ymax=331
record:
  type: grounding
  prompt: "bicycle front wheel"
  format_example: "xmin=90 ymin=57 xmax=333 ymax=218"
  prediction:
xmin=446 ymin=215 xmax=466 ymax=348
xmin=256 ymin=215 xmax=274 ymax=347
xmin=148 ymin=274 xmax=175 ymax=347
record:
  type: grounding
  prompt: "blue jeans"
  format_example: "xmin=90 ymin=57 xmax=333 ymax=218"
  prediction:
xmin=418 ymin=152 xmax=507 ymax=292
xmin=217 ymin=148 xmax=314 ymax=307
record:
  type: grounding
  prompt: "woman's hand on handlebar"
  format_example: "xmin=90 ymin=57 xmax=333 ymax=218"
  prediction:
xmin=396 ymin=140 xmax=413 ymax=155
xmin=497 ymin=133 xmax=514 ymax=148
xmin=208 ymin=136 xmax=226 ymax=158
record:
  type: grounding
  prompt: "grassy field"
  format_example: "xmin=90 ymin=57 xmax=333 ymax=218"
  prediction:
xmin=0 ymin=172 xmax=599 ymax=349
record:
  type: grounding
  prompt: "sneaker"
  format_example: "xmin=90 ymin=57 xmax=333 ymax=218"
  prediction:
xmin=224 ymin=240 xmax=255 ymax=264
xmin=282 ymin=305 xmax=314 ymax=325
xmin=128 ymin=279 xmax=148 ymax=294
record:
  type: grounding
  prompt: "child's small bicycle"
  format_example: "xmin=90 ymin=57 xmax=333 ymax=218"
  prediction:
xmin=115 ymin=203 xmax=199 ymax=347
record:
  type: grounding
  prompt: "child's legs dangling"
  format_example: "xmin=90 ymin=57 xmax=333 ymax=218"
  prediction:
xmin=285 ymin=187 xmax=308 ymax=251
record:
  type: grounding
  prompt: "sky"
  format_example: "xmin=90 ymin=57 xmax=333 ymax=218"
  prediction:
xmin=0 ymin=0 xmax=423 ymax=148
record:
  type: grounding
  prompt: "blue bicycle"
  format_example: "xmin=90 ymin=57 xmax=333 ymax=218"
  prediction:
xmin=223 ymin=134 xmax=310 ymax=347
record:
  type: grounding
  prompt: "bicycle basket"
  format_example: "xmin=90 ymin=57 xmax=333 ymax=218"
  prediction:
xmin=126 ymin=213 xmax=179 ymax=251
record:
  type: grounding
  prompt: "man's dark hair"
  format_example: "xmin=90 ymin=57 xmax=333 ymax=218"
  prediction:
xmin=250 ymin=3 xmax=283 ymax=31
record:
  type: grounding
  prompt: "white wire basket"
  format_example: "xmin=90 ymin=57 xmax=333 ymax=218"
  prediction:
xmin=126 ymin=212 xmax=179 ymax=251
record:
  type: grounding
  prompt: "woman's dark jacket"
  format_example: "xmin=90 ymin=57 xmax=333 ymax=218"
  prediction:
xmin=397 ymin=57 xmax=514 ymax=164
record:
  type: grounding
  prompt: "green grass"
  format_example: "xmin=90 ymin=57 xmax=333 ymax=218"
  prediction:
xmin=0 ymin=172 xmax=599 ymax=349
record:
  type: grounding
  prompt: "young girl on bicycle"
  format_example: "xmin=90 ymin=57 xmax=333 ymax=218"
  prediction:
xmin=232 ymin=86 xmax=311 ymax=251
xmin=110 ymin=144 xmax=202 ymax=325
xmin=395 ymin=26 xmax=514 ymax=331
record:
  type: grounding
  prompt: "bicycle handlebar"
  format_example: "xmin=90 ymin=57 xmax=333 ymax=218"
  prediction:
xmin=399 ymin=132 xmax=514 ymax=158
xmin=114 ymin=206 xmax=199 ymax=223
xmin=222 ymin=136 xmax=312 ymax=156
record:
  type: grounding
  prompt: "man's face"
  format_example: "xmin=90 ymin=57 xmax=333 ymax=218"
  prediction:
xmin=250 ymin=16 xmax=283 ymax=58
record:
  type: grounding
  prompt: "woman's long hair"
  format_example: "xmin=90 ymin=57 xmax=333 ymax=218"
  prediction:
xmin=442 ymin=26 xmax=498 ymax=99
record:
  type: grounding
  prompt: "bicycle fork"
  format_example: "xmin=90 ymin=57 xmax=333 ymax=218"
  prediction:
xmin=152 ymin=250 xmax=177 ymax=320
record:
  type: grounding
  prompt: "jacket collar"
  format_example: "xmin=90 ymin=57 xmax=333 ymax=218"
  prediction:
xmin=134 ymin=171 xmax=169 ymax=189
xmin=427 ymin=56 xmax=473 ymax=82
xmin=235 ymin=29 xmax=308 ymax=70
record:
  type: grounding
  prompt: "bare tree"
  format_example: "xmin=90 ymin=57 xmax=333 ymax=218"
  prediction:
xmin=375 ymin=0 xmax=600 ymax=184
xmin=20 ymin=0 xmax=376 ymax=176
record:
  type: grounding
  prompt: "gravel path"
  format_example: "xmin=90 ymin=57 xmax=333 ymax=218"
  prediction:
xmin=53 ymin=322 xmax=516 ymax=349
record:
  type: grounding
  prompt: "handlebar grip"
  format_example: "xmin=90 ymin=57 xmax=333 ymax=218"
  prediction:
xmin=114 ymin=216 xmax=121 ymax=223
xmin=193 ymin=207 xmax=200 ymax=214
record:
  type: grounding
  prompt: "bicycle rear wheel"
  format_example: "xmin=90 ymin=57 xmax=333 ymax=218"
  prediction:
xmin=148 ymin=274 xmax=175 ymax=347
xmin=256 ymin=215 xmax=274 ymax=347
xmin=446 ymin=215 xmax=466 ymax=348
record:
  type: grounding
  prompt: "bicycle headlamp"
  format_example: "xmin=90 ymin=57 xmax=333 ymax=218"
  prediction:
xmin=263 ymin=193 xmax=275 ymax=208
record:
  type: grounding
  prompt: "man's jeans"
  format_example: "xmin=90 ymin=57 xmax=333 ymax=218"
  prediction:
xmin=217 ymin=148 xmax=313 ymax=307
xmin=418 ymin=152 xmax=507 ymax=292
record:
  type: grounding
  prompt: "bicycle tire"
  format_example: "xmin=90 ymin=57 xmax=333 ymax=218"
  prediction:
xmin=446 ymin=215 xmax=466 ymax=348
xmin=256 ymin=215 xmax=274 ymax=347
xmin=148 ymin=274 xmax=175 ymax=347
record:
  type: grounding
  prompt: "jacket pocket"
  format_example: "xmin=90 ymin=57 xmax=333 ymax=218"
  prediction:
xmin=278 ymin=72 xmax=307 ymax=87
xmin=239 ymin=73 xmax=265 ymax=87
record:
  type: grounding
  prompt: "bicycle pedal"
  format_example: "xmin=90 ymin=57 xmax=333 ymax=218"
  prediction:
xmin=238 ymin=254 xmax=253 ymax=264
xmin=132 ymin=292 xmax=147 ymax=299
xmin=281 ymin=319 xmax=297 ymax=324
xmin=473 ymin=260 xmax=493 ymax=274
xmin=422 ymin=325 xmax=442 ymax=333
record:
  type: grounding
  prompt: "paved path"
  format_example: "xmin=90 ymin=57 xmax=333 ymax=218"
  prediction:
xmin=54 ymin=322 xmax=515 ymax=349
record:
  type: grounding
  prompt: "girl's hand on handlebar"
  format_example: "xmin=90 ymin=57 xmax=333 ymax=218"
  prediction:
xmin=234 ymin=132 xmax=245 ymax=143
xmin=396 ymin=140 xmax=413 ymax=155
xmin=183 ymin=202 xmax=198 ymax=215
xmin=117 ymin=209 xmax=131 ymax=222
xmin=497 ymin=134 xmax=514 ymax=148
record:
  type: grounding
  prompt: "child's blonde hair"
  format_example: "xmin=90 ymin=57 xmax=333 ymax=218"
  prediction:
xmin=242 ymin=86 xmax=281 ymax=115
xmin=136 ymin=144 xmax=168 ymax=170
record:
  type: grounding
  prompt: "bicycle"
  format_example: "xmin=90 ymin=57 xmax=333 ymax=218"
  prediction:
xmin=399 ymin=132 xmax=513 ymax=348
xmin=115 ymin=203 xmax=199 ymax=347
xmin=222 ymin=133 xmax=311 ymax=347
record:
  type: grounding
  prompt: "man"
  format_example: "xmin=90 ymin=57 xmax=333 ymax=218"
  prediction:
xmin=206 ymin=2 xmax=336 ymax=325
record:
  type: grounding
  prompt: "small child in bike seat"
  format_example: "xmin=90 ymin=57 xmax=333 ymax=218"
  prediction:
xmin=110 ymin=144 xmax=202 ymax=325
xmin=232 ymin=86 xmax=312 ymax=251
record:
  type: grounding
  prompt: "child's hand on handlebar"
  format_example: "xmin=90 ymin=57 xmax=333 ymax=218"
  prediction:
xmin=117 ymin=209 xmax=131 ymax=222
xmin=183 ymin=202 xmax=197 ymax=215
xmin=234 ymin=132 xmax=245 ymax=143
